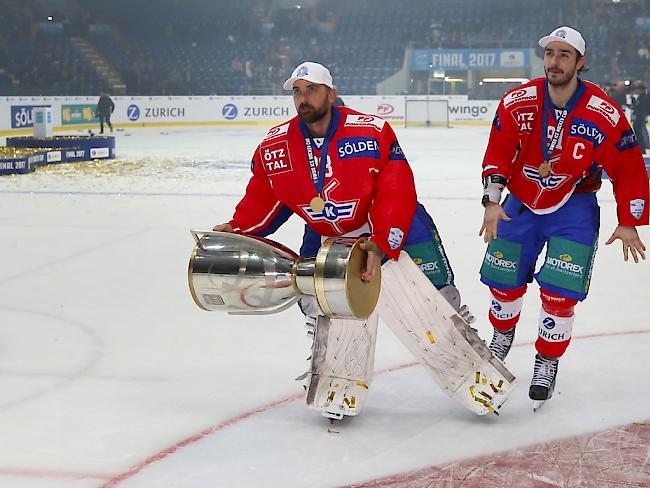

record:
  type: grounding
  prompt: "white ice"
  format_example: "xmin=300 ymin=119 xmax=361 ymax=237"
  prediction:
xmin=0 ymin=125 xmax=648 ymax=487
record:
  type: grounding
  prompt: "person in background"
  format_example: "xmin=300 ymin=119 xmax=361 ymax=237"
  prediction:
xmin=96 ymin=91 xmax=115 ymax=134
xmin=630 ymin=80 xmax=650 ymax=154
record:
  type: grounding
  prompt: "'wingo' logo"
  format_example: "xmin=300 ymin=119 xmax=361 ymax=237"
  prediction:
xmin=127 ymin=104 xmax=140 ymax=121
xmin=222 ymin=104 xmax=238 ymax=120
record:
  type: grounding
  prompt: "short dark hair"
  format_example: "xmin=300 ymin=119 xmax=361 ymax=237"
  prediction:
xmin=577 ymin=53 xmax=587 ymax=74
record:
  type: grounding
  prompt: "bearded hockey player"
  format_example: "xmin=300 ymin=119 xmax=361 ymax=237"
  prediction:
xmin=479 ymin=26 xmax=649 ymax=409
xmin=213 ymin=61 xmax=479 ymax=419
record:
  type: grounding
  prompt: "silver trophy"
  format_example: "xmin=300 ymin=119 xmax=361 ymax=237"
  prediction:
xmin=188 ymin=231 xmax=381 ymax=319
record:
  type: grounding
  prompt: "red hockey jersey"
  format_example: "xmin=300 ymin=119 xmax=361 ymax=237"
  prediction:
xmin=483 ymin=78 xmax=649 ymax=226
xmin=229 ymin=106 xmax=417 ymax=258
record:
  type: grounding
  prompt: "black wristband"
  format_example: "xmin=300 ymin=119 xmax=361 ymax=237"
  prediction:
xmin=481 ymin=194 xmax=493 ymax=207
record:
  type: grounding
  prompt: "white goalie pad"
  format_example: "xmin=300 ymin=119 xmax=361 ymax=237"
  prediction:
xmin=377 ymin=252 xmax=516 ymax=415
xmin=305 ymin=313 xmax=379 ymax=420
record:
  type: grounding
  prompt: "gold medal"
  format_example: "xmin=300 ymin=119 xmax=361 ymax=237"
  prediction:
xmin=310 ymin=196 xmax=326 ymax=212
xmin=538 ymin=161 xmax=552 ymax=178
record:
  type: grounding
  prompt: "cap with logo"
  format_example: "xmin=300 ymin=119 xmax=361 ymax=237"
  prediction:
xmin=538 ymin=26 xmax=586 ymax=56
xmin=283 ymin=62 xmax=334 ymax=90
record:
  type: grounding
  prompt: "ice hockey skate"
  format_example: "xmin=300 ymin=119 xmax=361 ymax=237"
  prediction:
xmin=488 ymin=327 xmax=516 ymax=362
xmin=530 ymin=354 xmax=559 ymax=411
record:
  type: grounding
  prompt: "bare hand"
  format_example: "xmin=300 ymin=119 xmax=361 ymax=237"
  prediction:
xmin=359 ymin=240 xmax=383 ymax=282
xmin=479 ymin=202 xmax=511 ymax=243
xmin=212 ymin=223 xmax=234 ymax=232
xmin=605 ymin=225 xmax=646 ymax=263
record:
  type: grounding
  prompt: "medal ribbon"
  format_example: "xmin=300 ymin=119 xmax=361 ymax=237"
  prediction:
xmin=299 ymin=107 xmax=340 ymax=196
xmin=541 ymin=79 xmax=585 ymax=163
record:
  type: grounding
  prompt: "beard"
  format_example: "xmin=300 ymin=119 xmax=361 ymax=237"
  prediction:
xmin=297 ymin=103 xmax=330 ymax=124
xmin=545 ymin=66 xmax=577 ymax=87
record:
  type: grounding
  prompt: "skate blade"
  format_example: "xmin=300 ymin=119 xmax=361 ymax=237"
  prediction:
xmin=532 ymin=400 xmax=546 ymax=412
xmin=323 ymin=410 xmax=344 ymax=421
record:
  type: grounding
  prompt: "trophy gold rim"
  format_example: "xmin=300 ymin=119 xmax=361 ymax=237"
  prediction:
xmin=314 ymin=239 xmax=334 ymax=316
xmin=345 ymin=239 xmax=381 ymax=319
xmin=188 ymin=245 xmax=208 ymax=311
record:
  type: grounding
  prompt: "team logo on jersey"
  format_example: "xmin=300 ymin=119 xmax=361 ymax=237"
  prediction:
xmin=388 ymin=227 xmax=404 ymax=250
xmin=522 ymin=165 xmax=569 ymax=190
xmin=337 ymin=137 xmax=380 ymax=160
xmin=263 ymin=123 xmax=289 ymax=141
xmin=569 ymin=118 xmax=606 ymax=148
xmin=615 ymin=129 xmax=639 ymax=152
xmin=259 ymin=140 xmax=292 ymax=175
xmin=299 ymin=180 xmax=359 ymax=232
xmin=503 ymin=86 xmax=537 ymax=109
xmin=630 ymin=199 xmax=645 ymax=220
xmin=344 ymin=114 xmax=386 ymax=131
xmin=586 ymin=95 xmax=620 ymax=127
xmin=303 ymin=200 xmax=357 ymax=222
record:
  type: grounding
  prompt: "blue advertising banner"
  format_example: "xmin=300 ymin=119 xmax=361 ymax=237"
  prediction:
xmin=10 ymin=105 xmax=51 ymax=129
xmin=412 ymin=49 xmax=530 ymax=71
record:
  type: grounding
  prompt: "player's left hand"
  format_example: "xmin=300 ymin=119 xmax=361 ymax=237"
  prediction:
xmin=359 ymin=240 xmax=383 ymax=282
xmin=605 ymin=225 xmax=646 ymax=263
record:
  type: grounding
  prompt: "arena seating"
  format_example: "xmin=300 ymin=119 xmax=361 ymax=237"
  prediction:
xmin=0 ymin=0 xmax=648 ymax=96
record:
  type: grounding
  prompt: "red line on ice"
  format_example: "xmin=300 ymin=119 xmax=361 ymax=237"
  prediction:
xmin=344 ymin=421 xmax=650 ymax=488
xmin=102 ymin=329 xmax=650 ymax=487
xmin=0 ymin=466 xmax=112 ymax=481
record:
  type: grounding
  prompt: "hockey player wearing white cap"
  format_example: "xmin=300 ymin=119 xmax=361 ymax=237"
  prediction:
xmin=209 ymin=61 xmax=522 ymax=421
xmin=479 ymin=26 xmax=649 ymax=410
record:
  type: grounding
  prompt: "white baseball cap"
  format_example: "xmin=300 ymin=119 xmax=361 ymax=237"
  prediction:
xmin=538 ymin=26 xmax=586 ymax=55
xmin=283 ymin=62 xmax=334 ymax=90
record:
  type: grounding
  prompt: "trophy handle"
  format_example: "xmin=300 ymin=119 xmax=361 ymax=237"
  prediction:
xmin=190 ymin=229 xmax=213 ymax=249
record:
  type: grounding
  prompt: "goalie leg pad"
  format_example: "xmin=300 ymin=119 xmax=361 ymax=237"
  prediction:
xmin=305 ymin=313 xmax=379 ymax=419
xmin=377 ymin=252 xmax=517 ymax=416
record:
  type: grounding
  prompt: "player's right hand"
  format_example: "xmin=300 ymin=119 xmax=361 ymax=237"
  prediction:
xmin=359 ymin=240 xmax=383 ymax=282
xmin=479 ymin=203 xmax=511 ymax=244
xmin=213 ymin=223 xmax=234 ymax=232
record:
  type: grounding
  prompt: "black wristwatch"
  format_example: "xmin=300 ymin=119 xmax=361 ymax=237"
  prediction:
xmin=481 ymin=194 xmax=493 ymax=207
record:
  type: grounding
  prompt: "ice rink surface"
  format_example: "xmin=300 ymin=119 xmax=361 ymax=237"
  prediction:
xmin=0 ymin=124 xmax=649 ymax=487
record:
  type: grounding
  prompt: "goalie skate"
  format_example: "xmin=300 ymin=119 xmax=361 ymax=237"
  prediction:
xmin=377 ymin=252 xmax=517 ymax=415
xmin=305 ymin=314 xmax=379 ymax=420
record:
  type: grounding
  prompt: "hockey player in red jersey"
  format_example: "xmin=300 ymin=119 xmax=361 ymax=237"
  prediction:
xmin=214 ymin=61 xmax=466 ymax=310
xmin=478 ymin=26 xmax=649 ymax=409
